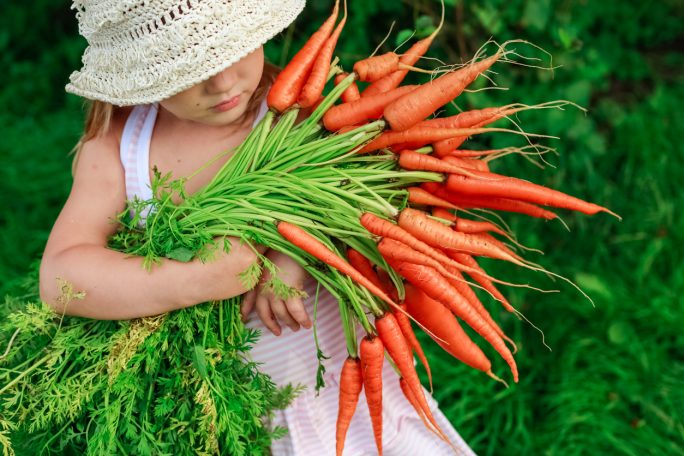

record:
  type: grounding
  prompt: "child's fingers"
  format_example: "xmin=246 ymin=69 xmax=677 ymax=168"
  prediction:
xmin=285 ymin=297 xmax=312 ymax=329
xmin=256 ymin=294 xmax=282 ymax=336
xmin=270 ymin=298 xmax=300 ymax=332
xmin=241 ymin=289 xmax=257 ymax=322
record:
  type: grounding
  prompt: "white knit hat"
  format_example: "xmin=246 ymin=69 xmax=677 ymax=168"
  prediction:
xmin=66 ymin=0 xmax=306 ymax=106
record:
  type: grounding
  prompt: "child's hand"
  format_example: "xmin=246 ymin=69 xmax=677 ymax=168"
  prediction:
xmin=241 ymin=250 xmax=312 ymax=335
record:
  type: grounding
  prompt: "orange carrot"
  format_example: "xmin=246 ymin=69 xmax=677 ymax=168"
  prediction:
xmin=399 ymin=377 xmax=433 ymax=432
xmin=398 ymin=149 xmax=473 ymax=175
xmin=394 ymin=302 xmax=432 ymax=390
xmin=347 ymin=248 xmax=384 ymax=291
xmin=397 ymin=208 xmax=520 ymax=262
xmin=298 ymin=14 xmax=347 ymax=108
xmin=442 ymin=267 xmax=517 ymax=351
xmin=383 ymin=53 xmax=501 ymax=131
xmin=438 ymin=148 xmax=504 ymax=158
xmin=429 ymin=106 xmax=509 ymax=153
xmin=361 ymin=212 xmax=496 ymax=280
xmin=433 ymin=104 xmax=551 ymax=154
xmin=354 ymin=52 xmax=400 ymax=82
xmin=323 ymin=85 xmax=418 ymax=132
xmin=420 ymin=182 xmax=559 ymax=219
xmin=404 ymin=284 xmax=493 ymax=373
xmin=458 ymin=232 xmax=525 ymax=263
xmin=420 ymin=106 xmax=508 ymax=130
xmin=407 ymin=187 xmax=459 ymax=209
xmin=336 ymin=357 xmax=364 ymax=456
xmin=362 ymin=9 xmax=444 ymax=97
xmin=277 ymin=221 xmax=397 ymax=307
xmin=442 ymin=155 xmax=490 ymax=172
xmin=445 ymin=172 xmax=617 ymax=216
xmin=375 ymin=313 xmax=452 ymax=443
xmin=359 ymin=126 xmax=494 ymax=154
xmin=432 ymin=207 xmax=507 ymax=237
xmin=376 ymin=267 xmax=399 ymax=302
xmin=430 ymin=207 xmax=458 ymax=223
xmin=449 ymin=252 xmax=515 ymax=313
xmin=360 ymin=335 xmax=385 ymax=455
xmin=387 ymin=260 xmax=518 ymax=382
xmin=267 ymin=1 xmax=340 ymax=112
xmin=335 ymin=72 xmax=361 ymax=103
xmin=377 ymin=237 xmax=469 ymax=284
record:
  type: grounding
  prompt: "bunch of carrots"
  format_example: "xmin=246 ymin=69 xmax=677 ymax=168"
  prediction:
xmin=263 ymin=1 xmax=619 ymax=454
xmin=0 ymin=1 xmax=618 ymax=454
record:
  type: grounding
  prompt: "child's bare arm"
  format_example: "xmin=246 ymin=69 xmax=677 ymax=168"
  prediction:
xmin=39 ymin=132 xmax=264 ymax=320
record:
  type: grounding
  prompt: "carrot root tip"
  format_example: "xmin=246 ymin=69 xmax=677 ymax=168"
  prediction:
xmin=486 ymin=370 xmax=509 ymax=389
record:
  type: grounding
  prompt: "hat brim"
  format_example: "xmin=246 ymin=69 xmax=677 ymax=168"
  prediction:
xmin=66 ymin=0 xmax=305 ymax=106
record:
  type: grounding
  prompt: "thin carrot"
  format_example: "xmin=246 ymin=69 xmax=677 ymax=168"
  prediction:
xmin=383 ymin=53 xmax=502 ymax=131
xmin=420 ymin=106 xmax=510 ymax=130
xmin=377 ymin=237 xmax=470 ymax=285
xmin=267 ymin=0 xmax=340 ymax=112
xmin=432 ymin=207 xmax=507 ymax=237
xmin=442 ymin=155 xmax=490 ymax=172
xmin=298 ymin=13 xmax=347 ymax=108
xmin=398 ymin=149 xmax=474 ymax=175
xmin=420 ymin=183 xmax=559 ymax=219
xmin=375 ymin=313 xmax=453 ymax=443
xmin=460 ymin=232 xmax=525 ymax=263
xmin=399 ymin=377 xmax=433 ymax=432
xmin=437 ymin=148 xmax=505 ymax=158
xmin=354 ymin=52 xmax=400 ymax=82
xmin=376 ymin=268 xmax=399 ymax=302
xmin=362 ymin=5 xmax=445 ymax=96
xmin=323 ymin=85 xmax=418 ymax=132
xmin=394 ymin=302 xmax=432 ymax=390
xmin=335 ymin=72 xmax=361 ymax=103
xmin=347 ymin=248 xmax=384 ymax=291
xmin=277 ymin=221 xmax=397 ymax=307
xmin=358 ymin=126 xmax=497 ymax=154
xmin=387 ymin=260 xmax=518 ymax=382
xmin=407 ymin=187 xmax=459 ymax=209
xmin=403 ymin=284 xmax=493 ymax=374
xmin=449 ymin=252 xmax=515 ymax=313
xmin=445 ymin=173 xmax=619 ymax=217
xmin=361 ymin=212 xmax=503 ymax=282
xmin=336 ymin=357 xmax=363 ymax=456
xmin=433 ymin=102 xmax=577 ymax=154
xmin=442 ymin=267 xmax=518 ymax=353
xmin=397 ymin=106 xmax=510 ymax=151
xmin=397 ymin=208 xmax=521 ymax=262
xmin=360 ymin=335 xmax=384 ymax=455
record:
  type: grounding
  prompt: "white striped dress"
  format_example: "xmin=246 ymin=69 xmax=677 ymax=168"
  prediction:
xmin=120 ymin=101 xmax=476 ymax=456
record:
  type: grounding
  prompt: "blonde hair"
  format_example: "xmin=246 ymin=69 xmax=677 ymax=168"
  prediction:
xmin=70 ymin=60 xmax=281 ymax=175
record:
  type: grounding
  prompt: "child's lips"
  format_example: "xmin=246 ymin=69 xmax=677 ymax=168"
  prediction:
xmin=212 ymin=94 xmax=241 ymax=112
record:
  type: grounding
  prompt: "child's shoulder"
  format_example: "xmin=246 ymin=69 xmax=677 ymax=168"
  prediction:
xmin=74 ymin=106 xmax=133 ymax=173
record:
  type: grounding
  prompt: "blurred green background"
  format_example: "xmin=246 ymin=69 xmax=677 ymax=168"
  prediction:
xmin=1 ymin=1 xmax=682 ymax=454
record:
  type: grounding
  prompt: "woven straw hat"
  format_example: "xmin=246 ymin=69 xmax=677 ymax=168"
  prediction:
xmin=65 ymin=0 xmax=306 ymax=106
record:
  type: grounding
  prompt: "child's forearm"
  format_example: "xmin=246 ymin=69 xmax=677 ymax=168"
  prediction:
xmin=39 ymin=239 xmax=265 ymax=320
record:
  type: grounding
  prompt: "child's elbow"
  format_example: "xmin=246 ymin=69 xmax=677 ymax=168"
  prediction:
xmin=38 ymin=258 xmax=59 ymax=312
xmin=38 ymin=258 xmax=64 ymax=314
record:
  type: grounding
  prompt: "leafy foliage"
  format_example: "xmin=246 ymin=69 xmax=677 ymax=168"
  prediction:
xmin=0 ymin=270 xmax=294 ymax=455
xmin=1 ymin=1 xmax=683 ymax=455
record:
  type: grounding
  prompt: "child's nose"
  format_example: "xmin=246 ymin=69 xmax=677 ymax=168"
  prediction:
xmin=206 ymin=67 xmax=239 ymax=94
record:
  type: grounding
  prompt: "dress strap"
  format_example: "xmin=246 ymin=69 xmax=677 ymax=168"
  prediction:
xmin=119 ymin=103 xmax=159 ymax=222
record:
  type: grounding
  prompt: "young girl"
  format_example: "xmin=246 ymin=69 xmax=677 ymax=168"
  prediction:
xmin=40 ymin=1 xmax=475 ymax=454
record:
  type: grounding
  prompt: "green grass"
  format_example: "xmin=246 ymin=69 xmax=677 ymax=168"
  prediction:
xmin=1 ymin=1 xmax=683 ymax=454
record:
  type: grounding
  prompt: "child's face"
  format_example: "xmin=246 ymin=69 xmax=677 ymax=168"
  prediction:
xmin=159 ymin=46 xmax=265 ymax=127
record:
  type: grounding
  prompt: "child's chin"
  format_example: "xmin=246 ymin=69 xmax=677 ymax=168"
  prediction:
xmin=206 ymin=107 xmax=246 ymax=127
